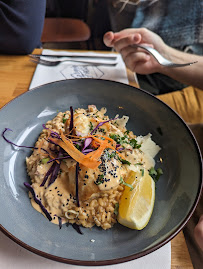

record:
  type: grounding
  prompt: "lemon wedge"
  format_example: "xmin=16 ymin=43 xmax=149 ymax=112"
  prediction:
xmin=118 ymin=170 xmax=155 ymax=230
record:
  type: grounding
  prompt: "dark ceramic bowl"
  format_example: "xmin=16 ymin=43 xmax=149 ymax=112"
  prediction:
xmin=0 ymin=79 xmax=202 ymax=265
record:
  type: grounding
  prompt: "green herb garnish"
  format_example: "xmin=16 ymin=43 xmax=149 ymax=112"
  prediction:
xmin=120 ymin=177 xmax=134 ymax=190
xmin=41 ymin=157 xmax=50 ymax=164
xmin=75 ymin=144 xmax=81 ymax=151
xmin=114 ymin=203 xmax=119 ymax=215
xmin=95 ymin=174 xmax=104 ymax=185
xmin=134 ymin=163 xmax=143 ymax=166
xmin=98 ymin=128 xmax=106 ymax=134
xmin=118 ymin=157 xmax=131 ymax=166
xmin=62 ymin=113 xmax=67 ymax=123
xmin=109 ymin=134 xmax=141 ymax=149
xmin=129 ymin=138 xmax=141 ymax=149
xmin=110 ymin=152 xmax=117 ymax=159
xmin=149 ymin=167 xmax=163 ymax=182
xmin=109 ymin=134 xmax=128 ymax=145
xmin=89 ymin=121 xmax=93 ymax=131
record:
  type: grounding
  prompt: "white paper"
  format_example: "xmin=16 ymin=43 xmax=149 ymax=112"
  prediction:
xmin=29 ymin=49 xmax=129 ymax=89
xmin=0 ymin=231 xmax=171 ymax=269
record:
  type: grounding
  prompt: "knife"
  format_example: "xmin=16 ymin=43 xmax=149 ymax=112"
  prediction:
xmin=29 ymin=54 xmax=118 ymax=60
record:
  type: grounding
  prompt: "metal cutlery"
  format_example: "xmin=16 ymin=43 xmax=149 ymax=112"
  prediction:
xmin=29 ymin=55 xmax=118 ymax=66
xmin=29 ymin=53 xmax=118 ymax=60
xmin=29 ymin=45 xmax=197 ymax=68
xmin=132 ymin=44 xmax=197 ymax=67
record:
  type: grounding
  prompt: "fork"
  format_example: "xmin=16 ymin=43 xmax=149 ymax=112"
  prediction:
xmin=30 ymin=56 xmax=118 ymax=66
xmin=132 ymin=44 xmax=197 ymax=67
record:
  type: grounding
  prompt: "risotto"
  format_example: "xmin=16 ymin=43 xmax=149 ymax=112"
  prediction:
xmin=26 ymin=105 xmax=161 ymax=230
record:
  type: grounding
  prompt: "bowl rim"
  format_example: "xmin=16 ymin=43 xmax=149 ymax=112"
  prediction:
xmin=0 ymin=78 xmax=202 ymax=265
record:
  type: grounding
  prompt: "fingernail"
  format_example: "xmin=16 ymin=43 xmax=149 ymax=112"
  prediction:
xmin=106 ymin=33 xmax=112 ymax=40
xmin=134 ymin=34 xmax=141 ymax=43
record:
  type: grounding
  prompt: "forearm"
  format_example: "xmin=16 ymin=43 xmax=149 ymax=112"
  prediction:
xmin=0 ymin=0 xmax=46 ymax=54
xmin=158 ymin=46 xmax=203 ymax=90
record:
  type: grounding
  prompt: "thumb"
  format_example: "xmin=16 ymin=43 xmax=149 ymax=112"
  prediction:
xmin=103 ymin=31 xmax=115 ymax=47
xmin=133 ymin=34 xmax=142 ymax=44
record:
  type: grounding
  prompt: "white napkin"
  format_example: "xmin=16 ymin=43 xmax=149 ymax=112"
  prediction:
xmin=0 ymin=49 xmax=171 ymax=269
xmin=29 ymin=49 xmax=129 ymax=89
xmin=0 ymin=231 xmax=171 ymax=269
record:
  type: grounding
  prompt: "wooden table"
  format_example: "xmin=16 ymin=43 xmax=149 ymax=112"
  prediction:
xmin=0 ymin=49 xmax=194 ymax=268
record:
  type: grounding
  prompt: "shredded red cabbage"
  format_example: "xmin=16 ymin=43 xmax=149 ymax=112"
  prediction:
xmin=82 ymin=148 xmax=94 ymax=154
xmin=75 ymin=162 xmax=80 ymax=207
xmin=58 ymin=217 xmax=62 ymax=229
xmin=72 ymin=223 xmax=83 ymax=235
xmin=57 ymin=216 xmax=62 ymax=229
xmin=2 ymin=128 xmax=38 ymax=150
xmin=90 ymin=116 xmax=119 ymax=134
xmin=24 ymin=182 xmax=52 ymax=221
xmin=117 ymin=147 xmax=124 ymax=152
xmin=42 ymin=124 xmax=61 ymax=139
xmin=2 ymin=128 xmax=50 ymax=155
xmin=40 ymin=162 xmax=56 ymax=186
xmin=41 ymin=149 xmax=62 ymax=187
xmin=69 ymin=106 xmax=74 ymax=134
xmin=48 ymin=162 xmax=60 ymax=186
xmin=47 ymin=155 xmax=70 ymax=164
xmin=82 ymin=137 xmax=93 ymax=151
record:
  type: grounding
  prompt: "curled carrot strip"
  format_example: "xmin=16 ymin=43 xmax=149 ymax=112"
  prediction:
xmin=50 ymin=134 xmax=101 ymax=169
xmin=86 ymin=140 xmax=108 ymax=160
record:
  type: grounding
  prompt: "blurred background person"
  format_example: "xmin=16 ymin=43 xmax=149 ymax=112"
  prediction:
xmin=103 ymin=28 xmax=203 ymax=90
xmin=106 ymin=0 xmax=203 ymax=93
xmin=0 ymin=0 xmax=46 ymax=54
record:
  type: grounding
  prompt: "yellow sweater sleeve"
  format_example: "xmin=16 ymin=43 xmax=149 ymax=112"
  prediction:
xmin=157 ymin=87 xmax=203 ymax=124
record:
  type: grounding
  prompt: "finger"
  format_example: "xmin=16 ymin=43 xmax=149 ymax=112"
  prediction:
xmin=120 ymin=46 xmax=139 ymax=60
xmin=194 ymin=216 xmax=203 ymax=251
xmin=103 ymin=31 xmax=115 ymax=47
xmin=138 ymin=43 xmax=154 ymax=48
xmin=124 ymin=52 xmax=150 ymax=72
xmin=120 ymin=44 xmax=153 ymax=60
xmin=113 ymin=28 xmax=143 ymax=40
xmin=114 ymin=34 xmax=141 ymax=52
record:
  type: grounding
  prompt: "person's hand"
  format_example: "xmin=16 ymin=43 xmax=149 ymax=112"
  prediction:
xmin=103 ymin=28 xmax=169 ymax=74
xmin=194 ymin=215 xmax=203 ymax=251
